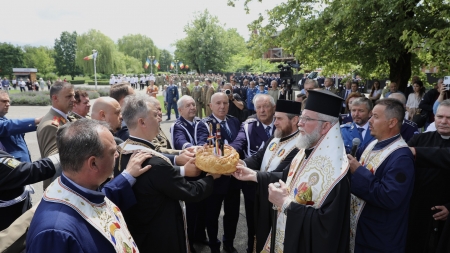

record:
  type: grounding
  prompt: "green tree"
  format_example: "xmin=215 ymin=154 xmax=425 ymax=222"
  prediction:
xmin=0 ymin=43 xmax=24 ymax=78
xmin=174 ymin=9 xmax=234 ymax=73
xmin=234 ymin=0 xmax=450 ymax=91
xmin=54 ymin=31 xmax=82 ymax=80
xmin=76 ymin=29 xmax=126 ymax=75
xmin=159 ymin=49 xmax=173 ymax=72
xmin=117 ymin=34 xmax=160 ymax=68
xmin=123 ymin=54 xmax=144 ymax=74
xmin=23 ymin=46 xmax=55 ymax=76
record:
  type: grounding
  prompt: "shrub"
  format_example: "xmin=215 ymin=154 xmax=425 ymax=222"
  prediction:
xmin=70 ymin=80 xmax=86 ymax=84
xmin=10 ymin=92 xmax=51 ymax=106
xmin=88 ymin=81 xmax=110 ymax=85
xmin=97 ymin=88 xmax=110 ymax=97
xmin=86 ymin=90 xmax=100 ymax=99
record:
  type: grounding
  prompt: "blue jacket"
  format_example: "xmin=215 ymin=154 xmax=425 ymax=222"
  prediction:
xmin=340 ymin=122 xmax=375 ymax=160
xmin=400 ymin=119 xmax=419 ymax=143
xmin=171 ymin=116 xmax=201 ymax=150
xmin=166 ymin=85 xmax=179 ymax=104
xmin=246 ymin=87 xmax=258 ymax=111
xmin=0 ymin=117 xmax=36 ymax=162
xmin=230 ymin=117 xmax=274 ymax=158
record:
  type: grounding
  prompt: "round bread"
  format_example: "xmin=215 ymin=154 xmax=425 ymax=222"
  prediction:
xmin=195 ymin=144 xmax=239 ymax=174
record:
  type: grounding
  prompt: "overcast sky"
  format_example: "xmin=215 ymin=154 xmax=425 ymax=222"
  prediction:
xmin=2 ymin=0 xmax=283 ymax=53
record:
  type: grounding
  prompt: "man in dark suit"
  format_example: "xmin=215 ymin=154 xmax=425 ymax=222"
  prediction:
xmin=171 ymin=96 xmax=201 ymax=150
xmin=166 ymin=78 xmax=180 ymax=120
xmin=323 ymin=77 xmax=338 ymax=94
xmin=115 ymin=94 xmax=220 ymax=253
xmin=196 ymin=92 xmax=241 ymax=253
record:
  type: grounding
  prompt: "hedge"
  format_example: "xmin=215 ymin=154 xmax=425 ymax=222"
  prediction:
xmin=9 ymin=89 xmax=108 ymax=106
xmin=88 ymin=81 xmax=110 ymax=85
xmin=70 ymin=80 xmax=86 ymax=84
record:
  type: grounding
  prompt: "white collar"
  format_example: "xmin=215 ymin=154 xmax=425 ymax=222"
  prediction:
xmin=52 ymin=107 xmax=68 ymax=120
xmin=355 ymin=121 xmax=369 ymax=131
xmin=212 ymin=114 xmax=226 ymax=123
xmin=441 ymin=135 xmax=450 ymax=140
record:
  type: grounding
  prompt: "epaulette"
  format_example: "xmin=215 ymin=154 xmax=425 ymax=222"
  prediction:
xmin=340 ymin=123 xmax=351 ymax=128
xmin=1 ymin=157 xmax=21 ymax=170
xmin=404 ymin=120 xmax=418 ymax=128
xmin=244 ymin=117 xmax=257 ymax=124
xmin=51 ymin=116 xmax=60 ymax=127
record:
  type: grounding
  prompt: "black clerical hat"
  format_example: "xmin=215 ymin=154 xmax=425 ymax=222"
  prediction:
xmin=305 ymin=89 xmax=343 ymax=117
xmin=276 ymin=100 xmax=301 ymax=115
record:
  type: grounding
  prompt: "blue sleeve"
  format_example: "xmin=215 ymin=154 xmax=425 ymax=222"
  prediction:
xmin=173 ymin=124 xmax=192 ymax=150
xmin=196 ymin=122 xmax=209 ymax=146
xmin=433 ymin=100 xmax=440 ymax=115
xmin=0 ymin=118 xmax=36 ymax=137
xmin=351 ymin=151 xmax=414 ymax=210
xmin=229 ymin=124 xmax=247 ymax=154
xmin=102 ymin=174 xmax=137 ymax=211
xmin=27 ymin=230 xmax=83 ymax=253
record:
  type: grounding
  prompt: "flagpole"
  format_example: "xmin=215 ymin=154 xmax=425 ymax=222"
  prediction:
xmin=93 ymin=49 xmax=98 ymax=90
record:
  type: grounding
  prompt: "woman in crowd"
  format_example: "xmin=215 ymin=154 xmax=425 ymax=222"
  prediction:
xmin=406 ymin=80 xmax=425 ymax=120
xmin=146 ymin=80 xmax=158 ymax=98
xmin=26 ymin=79 xmax=33 ymax=91
xmin=368 ymin=80 xmax=382 ymax=103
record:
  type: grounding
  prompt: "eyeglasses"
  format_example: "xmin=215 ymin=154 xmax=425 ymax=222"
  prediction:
xmin=298 ymin=116 xmax=328 ymax=124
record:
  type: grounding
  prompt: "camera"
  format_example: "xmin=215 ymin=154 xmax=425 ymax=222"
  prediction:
xmin=225 ymin=89 xmax=231 ymax=95
xmin=444 ymin=76 xmax=450 ymax=91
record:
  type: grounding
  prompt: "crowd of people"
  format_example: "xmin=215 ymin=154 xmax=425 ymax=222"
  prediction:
xmin=0 ymin=73 xmax=449 ymax=253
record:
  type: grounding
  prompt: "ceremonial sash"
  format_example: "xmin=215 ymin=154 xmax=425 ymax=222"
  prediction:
xmin=263 ymin=123 xmax=349 ymax=253
xmin=349 ymin=136 xmax=408 ymax=253
xmin=260 ymin=131 xmax=300 ymax=172
xmin=118 ymin=141 xmax=190 ymax=253
xmin=44 ymin=178 xmax=139 ymax=253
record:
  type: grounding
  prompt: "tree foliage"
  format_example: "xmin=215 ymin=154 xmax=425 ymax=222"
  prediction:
xmin=117 ymin=34 xmax=160 ymax=68
xmin=237 ymin=0 xmax=450 ymax=91
xmin=174 ymin=9 xmax=246 ymax=73
xmin=0 ymin=43 xmax=24 ymax=78
xmin=54 ymin=31 xmax=82 ymax=80
xmin=159 ymin=49 xmax=173 ymax=72
xmin=23 ymin=46 xmax=55 ymax=75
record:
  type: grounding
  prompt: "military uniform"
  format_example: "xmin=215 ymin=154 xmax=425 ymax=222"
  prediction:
xmin=192 ymin=85 xmax=204 ymax=118
xmin=151 ymin=127 xmax=179 ymax=155
xmin=68 ymin=111 xmax=91 ymax=120
xmin=340 ymin=122 xmax=375 ymax=160
xmin=181 ymin=85 xmax=191 ymax=96
xmin=171 ymin=116 xmax=201 ymax=150
xmin=401 ymin=119 xmax=419 ymax=143
xmin=166 ymin=84 xmax=180 ymax=120
xmin=204 ymin=85 xmax=215 ymax=117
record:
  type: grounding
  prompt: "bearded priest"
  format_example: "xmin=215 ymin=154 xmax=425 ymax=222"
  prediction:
xmin=233 ymin=89 xmax=350 ymax=253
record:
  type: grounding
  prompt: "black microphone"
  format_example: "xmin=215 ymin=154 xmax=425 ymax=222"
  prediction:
xmin=350 ymin=138 xmax=361 ymax=157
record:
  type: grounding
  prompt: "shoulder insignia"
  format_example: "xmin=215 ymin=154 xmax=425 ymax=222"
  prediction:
xmin=51 ymin=116 xmax=60 ymax=127
xmin=2 ymin=157 xmax=21 ymax=169
xmin=193 ymin=117 xmax=201 ymax=122
xmin=340 ymin=124 xmax=351 ymax=128
xmin=404 ymin=120 xmax=417 ymax=127
xmin=244 ymin=117 xmax=257 ymax=124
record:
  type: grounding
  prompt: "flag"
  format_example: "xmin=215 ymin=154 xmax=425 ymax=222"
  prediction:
xmin=170 ymin=62 xmax=175 ymax=69
xmin=179 ymin=62 xmax=184 ymax=69
xmin=144 ymin=58 xmax=150 ymax=69
xmin=83 ymin=52 xmax=97 ymax=60
xmin=154 ymin=60 xmax=160 ymax=68
xmin=185 ymin=65 xmax=189 ymax=70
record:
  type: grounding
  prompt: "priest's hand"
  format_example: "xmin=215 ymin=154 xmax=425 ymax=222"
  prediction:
xmin=347 ymin=154 xmax=362 ymax=174
xmin=268 ymin=180 xmax=289 ymax=208
xmin=233 ymin=164 xmax=257 ymax=182
xmin=184 ymin=158 xmax=202 ymax=177
xmin=125 ymin=151 xmax=153 ymax=178
xmin=175 ymin=151 xmax=194 ymax=166
xmin=432 ymin=206 xmax=449 ymax=221
xmin=184 ymin=146 xmax=198 ymax=154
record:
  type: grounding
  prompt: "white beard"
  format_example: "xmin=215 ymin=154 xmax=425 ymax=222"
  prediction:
xmin=296 ymin=127 xmax=322 ymax=150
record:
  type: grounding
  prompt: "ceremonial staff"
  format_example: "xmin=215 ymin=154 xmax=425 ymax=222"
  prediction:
xmin=271 ymin=182 xmax=281 ymax=253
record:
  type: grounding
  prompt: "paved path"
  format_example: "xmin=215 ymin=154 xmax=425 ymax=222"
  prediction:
xmin=9 ymin=86 xmax=249 ymax=253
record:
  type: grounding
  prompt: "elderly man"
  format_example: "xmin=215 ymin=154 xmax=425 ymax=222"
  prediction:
xmin=267 ymin=80 xmax=279 ymax=105
xmin=341 ymin=97 xmax=375 ymax=159
xmin=233 ymin=90 xmax=350 ymax=252
xmin=0 ymin=90 xmax=42 ymax=162
xmin=323 ymin=77 xmax=337 ymax=93
xmin=196 ymin=92 xmax=241 ymax=253
xmin=114 ymin=94 xmax=219 ymax=252
xmin=171 ymin=95 xmax=201 ymax=150
xmin=37 ymin=81 xmax=76 ymax=188
xmin=406 ymin=100 xmax=450 ymax=252
xmin=389 ymin=92 xmax=420 ymax=142
xmin=231 ymin=96 xmax=301 ymax=252
xmin=385 ymin=81 xmax=404 ymax=98
xmin=348 ymin=98 xmax=414 ymax=252
xmin=27 ymin=120 xmax=152 ymax=253
xmin=192 ymin=80 xmax=204 ymax=118
xmin=69 ymin=90 xmax=91 ymax=119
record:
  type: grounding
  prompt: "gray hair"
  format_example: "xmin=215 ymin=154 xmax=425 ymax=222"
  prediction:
xmin=304 ymin=79 xmax=319 ymax=88
xmin=253 ymin=94 xmax=275 ymax=106
xmin=50 ymin=81 xmax=73 ymax=99
xmin=122 ymin=94 xmax=153 ymax=130
xmin=56 ymin=119 xmax=109 ymax=173
xmin=438 ymin=99 xmax=450 ymax=110
xmin=286 ymin=113 xmax=300 ymax=120
xmin=177 ymin=95 xmax=195 ymax=108
xmin=389 ymin=93 xmax=406 ymax=105
xmin=375 ymin=98 xmax=405 ymax=129
xmin=352 ymin=97 xmax=373 ymax=111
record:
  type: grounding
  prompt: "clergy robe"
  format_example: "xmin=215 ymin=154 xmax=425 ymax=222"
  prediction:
xmin=114 ymin=137 xmax=214 ymax=253
xmin=352 ymin=135 xmax=414 ymax=252
xmin=26 ymin=173 xmax=137 ymax=253
xmin=406 ymin=132 xmax=450 ymax=253
xmin=256 ymin=157 xmax=350 ymax=253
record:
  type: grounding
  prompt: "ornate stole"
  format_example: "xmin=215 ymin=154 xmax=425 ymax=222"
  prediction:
xmin=349 ymin=137 xmax=408 ymax=253
xmin=118 ymin=140 xmax=190 ymax=253
xmin=263 ymin=123 xmax=349 ymax=253
xmin=44 ymin=178 xmax=139 ymax=253
xmin=260 ymin=131 xmax=300 ymax=172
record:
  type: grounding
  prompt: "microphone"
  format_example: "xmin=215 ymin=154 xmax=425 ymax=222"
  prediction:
xmin=350 ymin=138 xmax=361 ymax=157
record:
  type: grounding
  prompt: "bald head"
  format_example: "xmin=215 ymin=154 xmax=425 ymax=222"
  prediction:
xmin=91 ymin=97 xmax=122 ymax=133
xmin=389 ymin=93 xmax=406 ymax=105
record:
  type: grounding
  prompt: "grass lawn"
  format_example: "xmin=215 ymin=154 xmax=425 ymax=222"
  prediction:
xmin=157 ymin=95 xmax=177 ymax=114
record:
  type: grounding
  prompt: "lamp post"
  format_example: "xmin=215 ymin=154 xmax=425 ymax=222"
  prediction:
xmin=92 ymin=49 xmax=98 ymax=90
xmin=174 ymin=60 xmax=179 ymax=75
xmin=149 ymin=55 xmax=155 ymax=74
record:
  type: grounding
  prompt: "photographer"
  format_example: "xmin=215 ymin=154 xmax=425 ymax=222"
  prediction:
xmin=223 ymin=83 xmax=246 ymax=123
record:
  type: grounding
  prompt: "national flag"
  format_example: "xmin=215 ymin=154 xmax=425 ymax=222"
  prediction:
xmin=185 ymin=65 xmax=189 ymax=69
xmin=179 ymin=62 xmax=184 ymax=69
xmin=170 ymin=62 xmax=175 ymax=69
xmin=144 ymin=58 xmax=150 ymax=69
xmin=83 ymin=52 xmax=97 ymax=60
xmin=154 ymin=60 xmax=160 ymax=68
